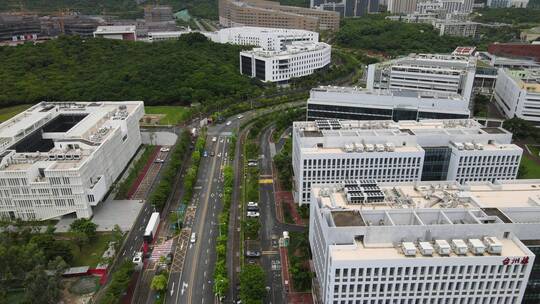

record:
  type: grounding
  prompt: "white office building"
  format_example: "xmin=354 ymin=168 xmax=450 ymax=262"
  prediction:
xmin=306 ymin=86 xmax=470 ymax=121
xmin=205 ymin=26 xmax=318 ymax=51
xmin=147 ymin=30 xmax=193 ymax=42
xmin=0 ymin=101 xmax=144 ymax=220
xmin=367 ymin=53 xmax=477 ymax=103
xmin=240 ymin=41 xmax=331 ymax=83
xmin=494 ymin=69 xmax=540 ymax=125
xmin=310 ymin=179 xmax=540 ymax=304
xmin=93 ymin=25 xmax=137 ymax=41
xmin=292 ymin=119 xmax=521 ymax=204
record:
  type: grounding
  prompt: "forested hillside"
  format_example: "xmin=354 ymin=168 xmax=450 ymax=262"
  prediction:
xmin=0 ymin=33 xmax=263 ymax=107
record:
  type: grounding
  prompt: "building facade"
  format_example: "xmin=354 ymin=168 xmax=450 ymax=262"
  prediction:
xmin=494 ymin=68 xmax=540 ymax=125
xmin=0 ymin=102 xmax=144 ymax=220
xmin=433 ymin=20 xmax=478 ymax=37
xmin=309 ymin=179 xmax=540 ymax=304
xmin=218 ymin=0 xmax=340 ymax=31
xmin=387 ymin=0 xmax=418 ymax=14
xmin=0 ymin=13 xmax=41 ymax=42
xmin=240 ymin=41 xmax=331 ymax=82
xmin=292 ymin=119 xmax=521 ymax=204
xmin=311 ymin=0 xmax=380 ymax=17
xmin=306 ymin=86 xmax=471 ymax=122
xmin=93 ymin=25 xmax=137 ymax=41
xmin=367 ymin=53 xmax=477 ymax=103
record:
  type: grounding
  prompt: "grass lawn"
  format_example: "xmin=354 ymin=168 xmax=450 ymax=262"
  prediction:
xmin=144 ymin=106 xmax=191 ymax=125
xmin=528 ymin=145 xmax=540 ymax=157
xmin=520 ymin=155 xmax=540 ymax=179
xmin=69 ymin=233 xmax=114 ymax=267
xmin=0 ymin=104 xmax=32 ymax=122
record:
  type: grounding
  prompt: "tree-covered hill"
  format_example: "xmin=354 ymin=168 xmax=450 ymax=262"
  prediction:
xmin=0 ymin=33 xmax=263 ymax=107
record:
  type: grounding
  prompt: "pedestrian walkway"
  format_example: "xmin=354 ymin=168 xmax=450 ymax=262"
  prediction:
xmin=149 ymin=239 xmax=174 ymax=261
xmin=128 ymin=146 xmax=160 ymax=199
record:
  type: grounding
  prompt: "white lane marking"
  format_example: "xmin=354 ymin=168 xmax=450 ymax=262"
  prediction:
xmin=170 ymin=282 xmax=175 ymax=296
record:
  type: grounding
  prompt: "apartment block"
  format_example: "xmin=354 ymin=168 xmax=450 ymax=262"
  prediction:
xmin=494 ymin=69 xmax=540 ymax=125
xmin=292 ymin=119 xmax=521 ymax=204
xmin=0 ymin=102 xmax=144 ymax=220
xmin=219 ymin=0 xmax=340 ymax=31
xmin=310 ymin=179 xmax=540 ymax=303
xmin=367 ymin=53 xmax=477 ymax=103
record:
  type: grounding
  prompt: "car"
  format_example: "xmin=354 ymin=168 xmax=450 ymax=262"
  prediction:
xmin=247 ymin=202 xmax=258 ymax=207
xmin=210 ymin=151 xmax=215 ymax=157
xmin=154 ymin=159 xmax=164 ymax=163
xmin=247 ymin=211 xmax=260 ymax=218
xmin=217 ymin=153 xmax=221 ymax=158
xmin=203 ymin=151 xmax=208 ymax=157
xmin=132 ymin=252 xmax=143 ymax=264
xmin=160 ymin=147 xmax=170 ymax=152
xmin=248 ymin=259 xmax=256 ymax=265
xmin=237 ymin=115 xmax=243 ymax=119
xmin=212 ymin=137 xmax=217 ymax=142
xmin=245 ymin=250 xmax=261 ymax=257
xmin=247 ymin=161 xmax=258 ymax=167
xmin=247 ymin=206 xmax=259 ymax=212
xmin=226 ymin=121 xmax=232 ymax=126
xmin=190 ymin=232 xmax=197 ymax=243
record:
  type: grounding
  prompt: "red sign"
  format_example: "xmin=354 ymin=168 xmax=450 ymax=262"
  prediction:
xmin=502 ymin=256 xmax=529 ymax=265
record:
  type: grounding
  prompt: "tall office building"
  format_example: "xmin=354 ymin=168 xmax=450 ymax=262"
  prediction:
xmin=494 ymin=68 xmax=540 ymax=126
xmin=0 ymin=102 xmax=144 ymax=220
xmin=311 ymin=0 xmax=379 ymax=17
xmin=387 ymin=0 xmax=418 ymax=14
xmin=367 ymin=53 xmax=477 ymax=103
xmin=309 ymin=179 xmax=540 ymax=304
xmin=292 ymin=119 xmax=522 ymax=204
xmin=219 ymin=0 xmax=340 ymax=31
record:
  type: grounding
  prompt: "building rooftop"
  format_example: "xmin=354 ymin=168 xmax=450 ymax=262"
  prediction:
xmin=0 ymin=101 xmax=143 ymax=172
xmin=242 ymin=41 xmax=329 ymax=57
xmin=94 ymin=25 xmax=136 ymax=34
xmin=311 ymin=86 xmax=465 ymax=100
xmin=505 ymin=69 xmax=540 ymax=91
xmin=374 ymin=53 xmax=477 ymax=70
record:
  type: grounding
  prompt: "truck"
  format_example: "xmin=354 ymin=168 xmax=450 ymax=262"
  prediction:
xmin=143 ymin=212 xmax=160 ymax=245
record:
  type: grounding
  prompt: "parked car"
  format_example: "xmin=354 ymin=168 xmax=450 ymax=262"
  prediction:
xmin=190 ymin=232 xmax=197 ymax=243
xmin=160 ymin=147 xmax=170 ymax=152
xmin=247 ymin=202 xmax=259 ymax=207
xmin=203 ymin=151 xmax=208 ymax=157
xmin=210 ymin=151 xmax=215 ymax=157
xmin=247 ymin=206 xmax=259 ymax=212
xmin=237 ymin=115 xmax=244 ymax=119
xmin=226 ymin=121 xmax=232 ymax=126
xmin=212 ymin=136 xmax=217 ymax=142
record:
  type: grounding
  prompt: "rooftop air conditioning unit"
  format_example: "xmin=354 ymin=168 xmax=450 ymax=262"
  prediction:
xmin=451 ymin=239 xmax=468 ymax=255
xmin=483 ymin=236 xmax=503 ymax=255
xmin=468 ymin=239 xmax=486 ymax=255
xmin=419 ymin=242 xmax=434 ymax=256
xmin=386 ymin=143 xmax=395 ymax=152
xmin=474 ymin=143 xmax=484 ymax=150
xmin=434 ymin=240 xmax=451 ymax=256
xmin=365 ymin=144 xmax=375 ymax=152
xmin=376 ymin=144 xmax=385 ymax=152
xmin=402 ymin=242 xmax=417 ymax=256
xmin=344 ymin=144 xmax=353 ymax=152
xmin=464 ymin=142 xmax=474 ymax=150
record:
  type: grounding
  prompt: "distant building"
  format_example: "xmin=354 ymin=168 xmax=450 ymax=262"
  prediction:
xmin=240 ymin=41 xmax=331 ymax=82
xmin=144 ymin=5 xmax=173 ymax=23
xmin=487 ymin=0 xmax=528 ymax=7
xmin=433 ymin=19 xmax=478 ymax=37
xmin=147 ymin=30 xmax=193 ymax=42
xmin=218 ymin=0 xmax=340 ymax=31
xmin=311 ymin=0 xmax=380 ymax=17
xmin=521 ymin=27 xmax=540 ymax=42
xmin=478 ymin=52 xmax=540 ymax=69
xmin=367 ymin=53 xmax=477 ymax=102
xmin=0 ymin=102 xmax=144 ymax=220
xmin=494 ymin=68 xmax=540 ymax=125
xmin=387 ymin=0 xmax=418 ymax=13
xmin=93 ymin=26 xmax=137 ymax=41
xmin=306 ymin=86 xmax=470 ymax=121
xmin=0 ymin=13 xmax=41 ymax=42
xmin=488 ymin=43 xmax=540 ymax=63
xmin=292 ymin=119 xmax=521 ymax=204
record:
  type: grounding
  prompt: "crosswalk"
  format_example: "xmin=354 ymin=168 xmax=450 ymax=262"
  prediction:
xmin=150 ymin=239 xmax=174 ymax=261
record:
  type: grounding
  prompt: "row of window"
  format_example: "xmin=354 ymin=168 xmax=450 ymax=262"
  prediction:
xmin=331 ymin=296 xmax=520 ymax=304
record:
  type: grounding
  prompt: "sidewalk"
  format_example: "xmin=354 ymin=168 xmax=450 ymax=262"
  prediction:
xmin=127 ymin=146 xmax=160 ymax=199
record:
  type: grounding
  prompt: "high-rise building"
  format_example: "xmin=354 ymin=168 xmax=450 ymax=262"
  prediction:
xmin=387 ymin=0 xmax=418 ymax=14
xmin=292 ymin=119 xmax=521 ymax=204
xmin=367 ymin=53 xmax=477 ymax=103
xmin=494 ymin=68 xmax=540 ymax=126
xmin=219 ymin=0 xmax=340 ymax=31
xmin=0 ymin=102 xmax=144 ymax=220
xmin=311 ymin=0 xmax=379 ymax=17
xmin=309 ymin=179 xmax=540 ymax=304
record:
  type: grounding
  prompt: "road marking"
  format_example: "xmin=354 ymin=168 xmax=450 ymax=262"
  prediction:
xmin=171 ymin=282 xmax=175 ymax=296
xmin=259 ymin=179 xmax=273 ymax=184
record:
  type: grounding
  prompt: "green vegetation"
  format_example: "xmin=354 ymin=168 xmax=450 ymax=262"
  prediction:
xmin=213 ymin=165 xmax=233 ymax=298
xmin=150 ymin=274 xmax=168 ymax=291
xmin=473 ymin=94 xmax=490 ymax=117
xmin=0 ymin=104 xmax=31 ymax=122
xmin=279 ymin=0 xmax=309 ymax=7
xmin=182 ymin=133 xmax=206 ymax=203
xmin=473 ymin=8 xmax=540 ymax=25
xmin=160 ymin=0 xmax=218 ymax=19
xmin=144 ymin=106 xmax=192 ymax=125
xmin=519 ymin=155 xmax=540 ymax=179
xmin=274 ymin=138 xmax=293 ymax=191
xmin=148 ymin=130 xmax=192 ymax=211
xmin=69 ymin=233 xmax=113 ymax=267
xmin=115 ymin=145 xmax=155 ymax=200
xmin=0 ymin=34 xmax=262 ymax=108
xmin=503 ymin=118 xmax=540 ymax=140
xmin=99 ymin=261 xmax=134 ymax=304
xmin=239 ymin=265 xmax=266 ymax=303
xmin=288 ymin=231 xmax=312 ymax=291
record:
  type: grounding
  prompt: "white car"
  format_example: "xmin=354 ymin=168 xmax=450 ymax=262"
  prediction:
xmin=154 ymin=159 xmax=164 ymax=163
xmin=217 ymin=153 xmax=222 ymax=158
xmin=190 ymin=232 xmax=197 ymax=243
xmin=247 ymin=211 xmax=260 ymax=218
xmin=226 ymin=121 xmax=232 ymax=126
xmin=247 ymin=202 xmax=258 ymax=207
xmin=212 ymin=137 xmax=217 ymax=142
xmin=160 ymin=147 xmax=170 ymax=152
xmin=237 ymin=115 xmax=243 ymax=119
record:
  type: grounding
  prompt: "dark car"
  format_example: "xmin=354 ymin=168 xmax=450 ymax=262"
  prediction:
xmin=245 ymin=250 xmax=261 ymax=257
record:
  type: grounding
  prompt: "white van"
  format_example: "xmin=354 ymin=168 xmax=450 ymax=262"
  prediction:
xmin=190 ymin=232 xmax=197 ymax=243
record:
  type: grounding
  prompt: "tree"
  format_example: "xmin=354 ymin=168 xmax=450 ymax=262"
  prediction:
xmin=30 ymin=233 xmax=73 ymax=264
xmin=518 ymin=163 xmax=529 ymax=179
xmin=503 ymin=118 xmax=538 ymax=140
xmin=150 ymin=274 xmax=168 ymax=291
xmin=23 ymin=257 xmax=67 ymax=304
xmin=72 ymin=231 xmax=89 ymax=252
xmin=69 ymin=218 xmax=98 ymax=240
xmin=239 ymin=265 xmax=266 ymax=303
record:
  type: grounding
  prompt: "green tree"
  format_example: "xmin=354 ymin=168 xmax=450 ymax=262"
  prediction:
xmin=150 ymin=274 xmax=168 ymax=291
xmin=72 ymin=231 xmax=89 ymax=252
xmin=24 ymin=257 xmax=67 ymax=304
xmin=239 ymin=265 xmax=266 ymax=303
xmin=69 ymin=218 xmax=98 ymax=240
xmin=503 ymin=118 xmax=538 ymax=140
xmin=30 ymin=233 xmax=73 ymax=264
